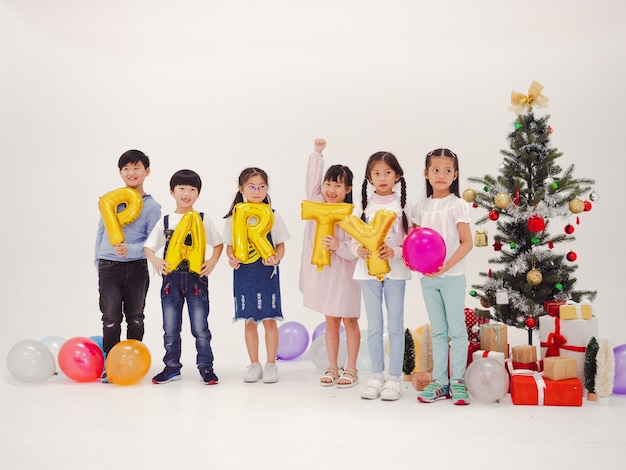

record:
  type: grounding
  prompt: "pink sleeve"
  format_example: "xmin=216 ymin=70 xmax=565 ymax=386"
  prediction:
xmin=305 ymin=152 xmax=324 ymax=201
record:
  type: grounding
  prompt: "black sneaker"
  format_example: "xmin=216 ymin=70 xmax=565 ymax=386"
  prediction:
xmin=200 ymin=368 xmax=219 ymax=385
xmin=100 ymin=371 xmax=111 ymax=384
xmin=152 ymin=367 xmax=181 ymax=384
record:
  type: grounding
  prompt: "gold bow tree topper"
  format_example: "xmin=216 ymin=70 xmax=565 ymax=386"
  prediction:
xmin=508 ymin=80 xmax=549 ymax=114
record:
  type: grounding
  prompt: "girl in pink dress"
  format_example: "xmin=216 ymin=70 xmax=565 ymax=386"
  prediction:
xmin=299 ymin=138 xmax=361 ymax=388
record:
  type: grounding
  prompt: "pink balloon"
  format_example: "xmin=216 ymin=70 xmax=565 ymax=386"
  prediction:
xmin=403 ymin=227 xmax=446 ymax=274
xmin=58 ymin=336 xmax=104 ymax=382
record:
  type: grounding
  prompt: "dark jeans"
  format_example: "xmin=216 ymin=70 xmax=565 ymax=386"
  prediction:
xmin=98 ymin=259 xmax=149 ymax=355
xmin=160 ymin=266 xmax=214 ymax=371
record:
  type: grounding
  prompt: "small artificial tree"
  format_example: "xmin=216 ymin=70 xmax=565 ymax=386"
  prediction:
xmin=584 ymin=336 xmax=600 ymax=400
xmin=465 ymin=81 xmax=597 ymax=344
xmin=403 ymin=328 xmax=416 ymax=376
xmin=595 ymin=338 xmax=616 ymax=402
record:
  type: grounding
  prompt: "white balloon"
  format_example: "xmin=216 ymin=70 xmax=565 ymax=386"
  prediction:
xmin=309 ymin=335 xmax=347 ymax=371
xmin=465 ymin=358 xmax=510 ymax=403
xmin=7 ymin=340 xmax=56 ymax=383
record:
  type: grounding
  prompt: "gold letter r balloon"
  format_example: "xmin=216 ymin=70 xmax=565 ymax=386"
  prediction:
xmin=98 ymin=187 xmax=143 ymax=245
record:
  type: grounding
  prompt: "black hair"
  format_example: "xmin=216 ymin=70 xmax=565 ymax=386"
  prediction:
xmin=224 ymin=167 xmax=271 ymax=218
xmin=118 ymin=149 xmax=150 ymax=170
xmin=360 ymin=151 xmax=409 ymax=234
xmin=424 ymin=148 xmax=460 ymax=198
xmin=169 ymin=169 xmax=202 ymax=194
xmin=324 ymin=164 xmax=354 ymax=204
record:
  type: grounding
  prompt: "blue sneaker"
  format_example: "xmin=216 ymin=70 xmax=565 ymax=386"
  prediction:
xmin=152 ymin=367 xmax=181 ymax=384
xmin=450 ymin=380 xmax=470 ymax=405
xmin=417 ymin=381 xmax=450 ymax=403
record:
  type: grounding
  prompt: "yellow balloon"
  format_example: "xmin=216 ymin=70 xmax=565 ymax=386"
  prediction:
xmin=232 ymin=202 xmax=275 ymax=263
xmin=301 ymin=200 xmax=354 ymax=271
xmin=339 ymin=209 xmax=397 ymax=281
xmin=98 ymin=187 xmax=143 ymax=245
xmin=165 ymin=211 xmax=206 ymax=275
xmin=105 ymin=339 xmax=151 ymax=386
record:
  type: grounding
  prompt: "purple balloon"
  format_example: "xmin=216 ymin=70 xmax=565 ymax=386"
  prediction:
xmin=403 ymin=227 xmax=446 ymax=274
xmin=311 ymin=321 xmax=345 ymax=342
xmin=613 ymin=344 xmax=626 ymax=394
xmin=277 ymin=322 xmax=309 ymax=360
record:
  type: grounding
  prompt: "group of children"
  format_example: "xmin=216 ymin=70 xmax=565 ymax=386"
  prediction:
xmin=94 ymin=140 xmax=473 ymax=405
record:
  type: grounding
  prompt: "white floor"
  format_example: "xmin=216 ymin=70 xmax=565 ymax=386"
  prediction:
xmin=2 ymin=349 xmax=626 ymax=470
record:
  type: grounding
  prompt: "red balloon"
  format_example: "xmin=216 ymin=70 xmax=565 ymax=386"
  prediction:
xmin=402 ymin=228 xmax=446 ymax=274
xmin=58 ymin=336 xmax=104 ymax=382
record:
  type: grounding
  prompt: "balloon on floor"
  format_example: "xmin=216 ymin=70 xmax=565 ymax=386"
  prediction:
xmin=40 ymin=335 xmax=67 ymax=376
xmin=105 ymin=339 xmax=151 ymax=385
xmin=613 ymin=344 xmax=626 ymax=394
xmin=464 ymin=358 xmax=509 ymax=403
xmin=310 ymin=334 xmax=347 ymax=371
xmin=6 ymin=339 xmax=56 ymax=383
xmin=277 ymin=321 xmax=309 ymax=360
xmin=58 ymin=336 xmax=104 ymax=382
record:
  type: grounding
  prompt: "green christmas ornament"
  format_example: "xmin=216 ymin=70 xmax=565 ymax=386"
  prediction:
xmin=555 ymin=283 xmax=563 ymax=291
xmin=550 ymin=182 xmax=559 ymax=190
xmin=469 ymin=290 xmax=478 ymax=297
xmin=514 ymin=122 xmax=522 ymax=130
xmin=482 ymin=185 xmax=489 ymax=192
xmin=531 ymin=236 xmax=540 ymax=244
xmin=509 ymin=242 xmax=517 ymax=249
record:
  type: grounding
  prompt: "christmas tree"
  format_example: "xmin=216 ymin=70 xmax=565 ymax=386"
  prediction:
xmin=403 ymin=328 xmax=416 ymax=375
xmin=584 ymin=336 xmax=599 ymax=400
xmin=465 ymin=81 xmax=597 ymax=344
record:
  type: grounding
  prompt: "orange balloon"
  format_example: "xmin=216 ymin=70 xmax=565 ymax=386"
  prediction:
xmin=165 ymin=210 xmax=206 ymax=275
xmin=339 ymin=209 xmax=397 ymax=280
xmin=105 ymin=340 xmax=151 ymax=386
xmin=98 ymin=187 xmax=143 ymax=245
xmin=232 ymin=202 xmax=275 ymax=263
xmin=301 ymin=200 xmax=354 ymax=271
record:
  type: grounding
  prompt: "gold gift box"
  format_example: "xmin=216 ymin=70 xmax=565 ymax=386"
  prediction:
xmin=511 ymin=345 xmax=537 ymax=364
xmin=543 ymin=356 xmax=578 ymax=381
xmin=559 ymin=303 xmax=592 ymax=320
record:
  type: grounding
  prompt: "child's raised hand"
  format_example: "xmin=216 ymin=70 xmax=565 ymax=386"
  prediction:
xmin=314 ymin=138 xmax=326 ymax=153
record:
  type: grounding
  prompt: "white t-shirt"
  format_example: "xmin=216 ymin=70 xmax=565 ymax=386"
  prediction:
xmin=412 ymin=193 xmax=471 ymax=276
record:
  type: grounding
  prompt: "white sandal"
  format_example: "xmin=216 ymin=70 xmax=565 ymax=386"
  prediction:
xmin=320 ymin=366 xmax=339 ymax=387
xmin=336 ymin=368 xmax=359 ymax=389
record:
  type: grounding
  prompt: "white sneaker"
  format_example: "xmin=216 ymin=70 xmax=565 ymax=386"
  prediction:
xmin=263 ymin=363 xmax=279 ymax=383
xmin=380 ymin=380 xmax=402 ymax=401
xmin=360 ymin=378 xmax=384 ymax=399
xmin=244 ymin=362 xmax=263 ymax=383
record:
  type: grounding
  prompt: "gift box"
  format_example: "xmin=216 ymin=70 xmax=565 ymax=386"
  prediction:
xmin=559 ymin=300 xmax=593 ymax=320
xmin=510 ymin=373 xmax=582 ymax=406
xmin=474 ymin=230 xmax=488 ymax=247
xmin=510 ymin=360 xmax=543 ymax=372
xmin=511 ymin=345 xmax=537 ymax=364
xmin=543 ymin=300 xmax=566 ymax=317
xmin=539 ymin=315 xmax=598 ymax=387
xmin=480 ymin=323 xmax=509 ymax=358
xmin=411 ymin=371 xmax=432 ymax=391
xmin=472 ymin=349 xmax=505 ymax=367
xmin=543 ymin=356 xmax=577 ymax=381
xmin=465 ymin=307 xmax=489 ymax=342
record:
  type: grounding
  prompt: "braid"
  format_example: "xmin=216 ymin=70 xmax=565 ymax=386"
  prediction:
xmin=399 ymin=176 xmax=409 ymax=234
xmin=360 ymin=178 xmax=369 ymax=222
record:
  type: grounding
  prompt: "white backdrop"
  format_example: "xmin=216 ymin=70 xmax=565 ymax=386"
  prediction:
xmin=1 ymin=1 xmax=623 ymax=369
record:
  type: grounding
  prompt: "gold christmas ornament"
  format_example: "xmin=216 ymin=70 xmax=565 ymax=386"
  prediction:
xmin=494 ymin=193 xmax=511 ymax=209
xmin=474 ymin=230 xmax=488 ymax=247
xmin=462 ymin=188 xmax=476 ymax=203
xmin=508 ymin=80 xmax=550 ymax=114
xmin=569 ymin=198 xmax=585 ymax=214
xmin=526 ymin=269 xmax=543 ymax=286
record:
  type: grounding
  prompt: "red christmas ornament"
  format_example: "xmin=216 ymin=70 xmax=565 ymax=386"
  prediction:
xmin=488 ymin=210 xmax=499 ymax=221
xmin=564 ymin=224 xmax=575 ymax=234
xmin=493 ymin=241 xmax=502 ymax=251
xmin=584 ymin=201 xmax=592 ymax=211
xmin=514 ymin=188 xmax=519 ymax=206
xmin=525 ymin=317 xmax=536 ymax=329
xmin=472 ymin=202 xmax=478 ymax=208
xmin=548 ymin=126 xmax=553 ymax=134
xmin=548 ymin=240 xmax=554 ymax=249
xmin=566 ymin=251 xmax=577 ymax=262
xmin=527 ymin=215 xmax=545 ymax=232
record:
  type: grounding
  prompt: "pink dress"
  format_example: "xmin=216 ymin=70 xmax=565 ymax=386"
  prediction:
xmin=299 ymin=152 xmax=361 ymax=318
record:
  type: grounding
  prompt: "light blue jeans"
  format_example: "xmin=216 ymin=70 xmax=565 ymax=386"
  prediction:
xmin=361 ymin=279 xmax=406 ymax=378
xmin=420 ymin=275 xmax=468 ymax=385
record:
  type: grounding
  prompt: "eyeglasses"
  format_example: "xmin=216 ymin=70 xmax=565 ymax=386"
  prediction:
xmin=244 ymin=184 xmax=268 ymax=193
